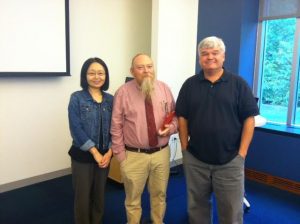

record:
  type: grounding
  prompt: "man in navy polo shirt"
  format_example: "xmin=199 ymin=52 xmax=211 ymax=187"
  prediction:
xmin=176 ymin=36 xmax=259 ymax=224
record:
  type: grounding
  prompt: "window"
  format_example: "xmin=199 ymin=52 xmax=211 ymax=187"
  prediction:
xmin=254 ymin=0 xmax=300 ymax=127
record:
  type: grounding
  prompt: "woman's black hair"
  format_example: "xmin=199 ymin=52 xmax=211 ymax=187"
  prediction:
xmin=80 ymin=57 xmax=110 ymax=91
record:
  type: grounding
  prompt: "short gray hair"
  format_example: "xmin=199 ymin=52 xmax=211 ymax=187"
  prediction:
xmin=198 ymin=36 xmax=226 ymax=55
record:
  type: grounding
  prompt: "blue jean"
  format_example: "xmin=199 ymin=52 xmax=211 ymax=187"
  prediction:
xmin=182 ymin=150 xmax=244 ymax=224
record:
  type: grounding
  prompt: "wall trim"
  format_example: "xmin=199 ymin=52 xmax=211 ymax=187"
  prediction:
xmin=1 ymin=158 xmax=184 ymax=193
xmin=0 ymin=168 xmax=71 ymax=193
xmin=4 ymin=165 xmax=298 ymax=195
xmin=245 ymin=168 xmax=300 ymax=195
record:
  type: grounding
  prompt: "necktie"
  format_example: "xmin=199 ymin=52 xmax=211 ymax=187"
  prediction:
xmin=145 ymin=97 xmax=158 ymax=147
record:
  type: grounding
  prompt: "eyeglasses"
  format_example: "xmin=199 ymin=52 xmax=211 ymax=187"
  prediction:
xmin=87 ymin=72 xmax=105 ymax=77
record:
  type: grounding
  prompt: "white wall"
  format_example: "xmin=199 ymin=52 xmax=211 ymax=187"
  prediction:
xmin=0 ymin=0 xmax=199 ymax=189
xmin=151 ymin=0 xmax=199 ymax=161
xmin=0 ymin=0 xmax=151 ymax=188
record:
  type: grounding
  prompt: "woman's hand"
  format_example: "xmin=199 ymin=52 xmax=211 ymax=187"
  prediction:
xmin=89 ymin=147 xmax=103 ymax=166
xmin=99 ymin=149 xmax=112 ymax=168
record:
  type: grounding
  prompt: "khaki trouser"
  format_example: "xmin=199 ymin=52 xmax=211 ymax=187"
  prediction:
xmin=120 ymin=146 xmax=170 ymax=224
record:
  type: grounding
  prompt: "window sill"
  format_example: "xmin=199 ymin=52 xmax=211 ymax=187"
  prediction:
xmin=256 ymin=123 xmax=300 ymax=138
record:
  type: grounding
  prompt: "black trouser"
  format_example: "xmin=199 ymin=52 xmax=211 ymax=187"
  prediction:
xmin=71 ymin=159 xmax=109 ymax=224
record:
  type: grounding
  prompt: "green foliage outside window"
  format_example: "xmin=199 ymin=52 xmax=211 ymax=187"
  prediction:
xmin=261 ymin=18 xmax=296 ymax=107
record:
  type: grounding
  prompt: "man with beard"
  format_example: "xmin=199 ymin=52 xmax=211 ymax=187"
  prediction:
xmin=111 ymin=53 xmax=178 ymax=224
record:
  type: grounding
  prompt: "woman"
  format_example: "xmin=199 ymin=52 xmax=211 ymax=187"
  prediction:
xmin=68 ymin=57 xmax=113 ymax=224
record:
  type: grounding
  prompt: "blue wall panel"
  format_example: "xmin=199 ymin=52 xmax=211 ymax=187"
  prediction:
xmin=196 ymin=0 xmax=300 ymax=182
xmin=247 ymin=130 xmax=300 ymax=182
xmin=196 ymin=0 xmax=243 ymax=75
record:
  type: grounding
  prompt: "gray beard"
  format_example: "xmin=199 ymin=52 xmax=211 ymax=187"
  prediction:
xmin=141 ymin=77 xmax=154 ymax=99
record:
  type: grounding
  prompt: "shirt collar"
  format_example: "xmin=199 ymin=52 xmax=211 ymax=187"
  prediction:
xmin=198 ymin=68 xmax=229 ymax=83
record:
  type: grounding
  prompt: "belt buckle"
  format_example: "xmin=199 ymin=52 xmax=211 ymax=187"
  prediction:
xmin=138 ymin=148 xmax=141 ymax=153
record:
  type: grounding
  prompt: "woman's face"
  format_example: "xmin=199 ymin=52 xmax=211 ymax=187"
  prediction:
xmin=86 ymin=62 xmax=106 ymax=90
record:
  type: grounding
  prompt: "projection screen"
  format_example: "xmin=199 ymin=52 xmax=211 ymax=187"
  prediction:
xmin=0 ymin=0 xmax=70 ymax=77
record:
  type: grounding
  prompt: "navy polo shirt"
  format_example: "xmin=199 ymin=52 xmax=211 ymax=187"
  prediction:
xmin=176 ymin=69 xmax=259 ymax=165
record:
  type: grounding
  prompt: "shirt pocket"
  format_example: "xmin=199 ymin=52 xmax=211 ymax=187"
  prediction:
xmin=102 ymin=104 xmax=112 ymax=113
xmin=80 ymin=105 xmax=93 ymax=121
xmin=159 ymin=100 xmax=172 ymax=114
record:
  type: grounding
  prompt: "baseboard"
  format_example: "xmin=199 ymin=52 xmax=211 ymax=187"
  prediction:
xmin=1 ymin=159 xmax=183 ymax=193
xmin=0 ymin=168 xmax=71 ymax=193
xmin=245 ymin=168 xmax=300 ymax=195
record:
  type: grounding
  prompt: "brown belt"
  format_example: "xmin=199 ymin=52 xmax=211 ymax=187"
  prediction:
xmin=125 ymin=144 xmax=168 ymax=154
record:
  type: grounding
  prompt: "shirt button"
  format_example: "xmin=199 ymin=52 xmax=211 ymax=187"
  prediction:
xmin=210 ymin=85 xmax=213 ymax=88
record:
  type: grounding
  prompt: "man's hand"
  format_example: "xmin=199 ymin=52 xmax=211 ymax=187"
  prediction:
xmin=158 ymin=124 xmax=170 ymax=137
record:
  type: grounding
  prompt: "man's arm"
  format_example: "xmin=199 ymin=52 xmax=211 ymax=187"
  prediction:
xmin=178 ymin=116 xmax=189 ymax=151
xmin=158 ymin=82 xmax=178 ymax=136
xmin=238 ymin=116 xmax=255 ymax=158
xmin=110 ymin=90 xmax=126 ymax=162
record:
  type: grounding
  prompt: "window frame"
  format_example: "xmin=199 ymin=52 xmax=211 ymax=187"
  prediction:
xmin=253 ymin=17 xmax=300 ymax=128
